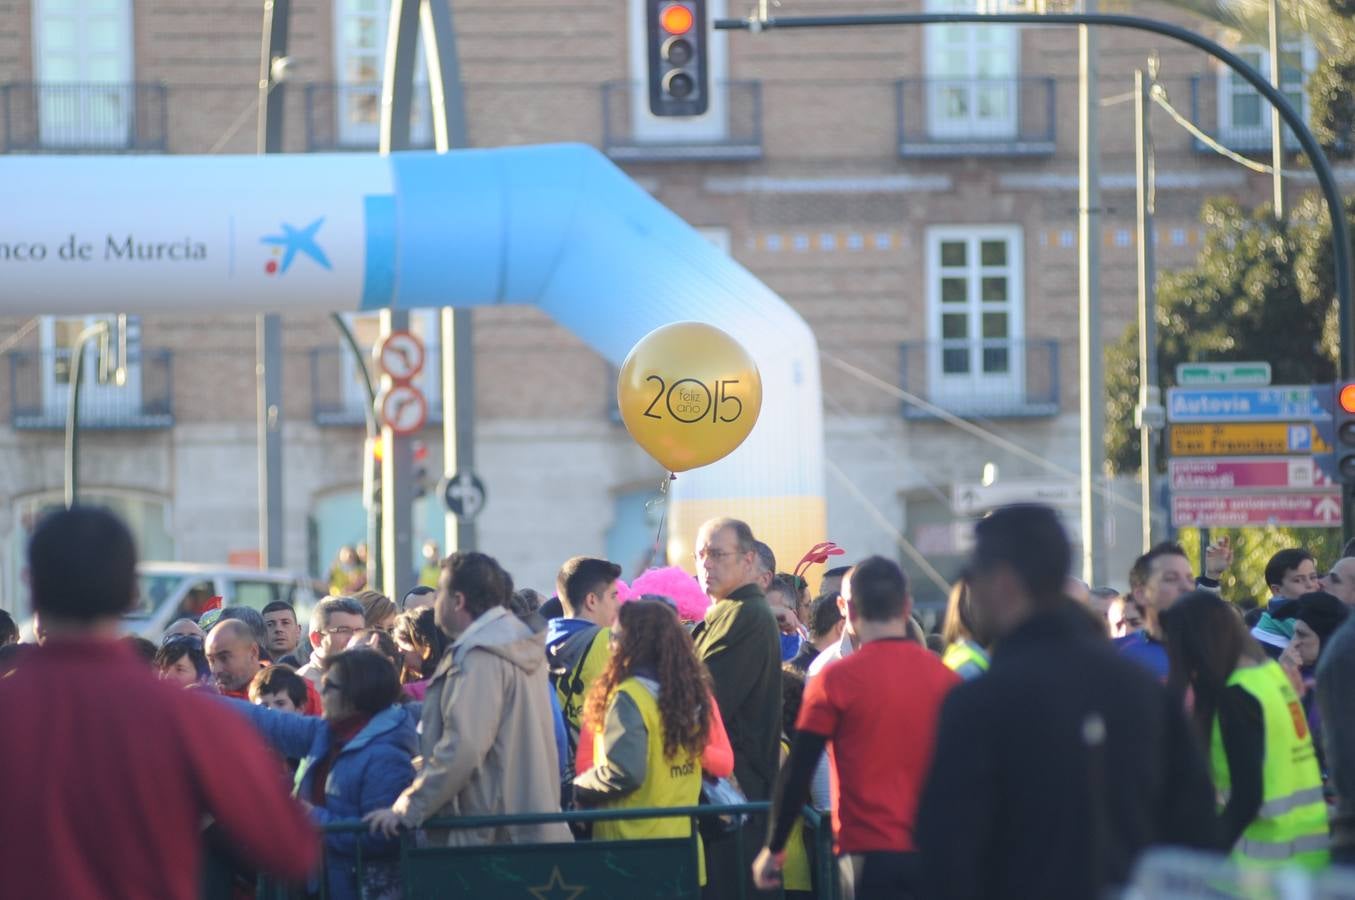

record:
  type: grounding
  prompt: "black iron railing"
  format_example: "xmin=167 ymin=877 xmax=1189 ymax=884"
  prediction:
xmin=0 ymin=82 xmax=168 ymax=153
xmin=8 ymin=348 xmax=173 ymax=429
xmin=895 ymin=77 xmax=1056 ymax=158
xmin=602 ymin=80 xmax=763 ymax=162
xmin=899 ymin=339 xmax=1060 ymax=419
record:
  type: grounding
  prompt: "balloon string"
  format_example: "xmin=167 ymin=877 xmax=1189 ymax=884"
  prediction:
xmin=646 ymin=473 xmax=676 ymax=568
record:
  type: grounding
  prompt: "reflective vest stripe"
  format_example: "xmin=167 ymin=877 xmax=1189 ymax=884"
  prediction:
xmin=1236 ymin=833 xmax=1330 ymax=861
xmin=1217 ymin=785 xmax=1327 ymax=819
xmin=942 ymin=641 xmax=989 ymax=677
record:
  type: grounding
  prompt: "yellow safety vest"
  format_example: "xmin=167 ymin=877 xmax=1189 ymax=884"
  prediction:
xmin=942 ymin=640 xmax=990 ymax=680
xmin=557 ymin=627 xmax=611 ymax=735
xmin=780 ymin=738 xmax=813 ymax=893
xmin=1209 ymin=660 xmax=1330 ymax=870
xmin=593 ymin=678 xmax=705 ymax=884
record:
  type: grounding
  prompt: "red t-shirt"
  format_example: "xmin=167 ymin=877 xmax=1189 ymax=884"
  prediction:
xmin=797 ymin=637 xmax=959 ymax=853
xmin=0 ymin=638 xmax=320 ymax=900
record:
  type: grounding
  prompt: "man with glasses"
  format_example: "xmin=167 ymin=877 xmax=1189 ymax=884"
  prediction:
xmin=296 ymin=597 xmax=365 ymax=688
xmin=692 ymin=517 xmax=782 ymax=899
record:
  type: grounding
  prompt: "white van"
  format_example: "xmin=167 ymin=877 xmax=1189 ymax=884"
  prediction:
xmin=127 ymin=562 xmax=318 ymax=640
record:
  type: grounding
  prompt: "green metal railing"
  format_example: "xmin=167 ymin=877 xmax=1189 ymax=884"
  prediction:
xmin=216 ymin=801 xmax=840 ymax=900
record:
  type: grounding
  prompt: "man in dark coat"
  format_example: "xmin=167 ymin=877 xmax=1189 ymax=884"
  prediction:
xmin=692 ymin=516 xmax=781 ymax=899
xmin=916 ymin=504 xmax=1217 ymax=899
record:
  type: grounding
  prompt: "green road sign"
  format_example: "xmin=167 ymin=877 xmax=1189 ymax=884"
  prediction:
xmin=1175 ymin=362 xmax=1272 ymax=386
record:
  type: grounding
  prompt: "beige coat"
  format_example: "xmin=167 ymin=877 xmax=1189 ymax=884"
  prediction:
xmin=392 ymin=606 xmax=571 ymax=846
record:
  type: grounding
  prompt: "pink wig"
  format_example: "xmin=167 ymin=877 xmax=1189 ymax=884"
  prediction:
xmin=627 ymin=566 xmax=710 ymax=623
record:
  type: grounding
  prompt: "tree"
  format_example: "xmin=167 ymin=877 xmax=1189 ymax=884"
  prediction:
xmin=1105 ymin=196 xmax=1341 ymax=475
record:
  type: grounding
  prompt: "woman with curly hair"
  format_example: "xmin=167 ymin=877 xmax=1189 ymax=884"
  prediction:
xmin=574 ymin=599 xmax=731 ymax=878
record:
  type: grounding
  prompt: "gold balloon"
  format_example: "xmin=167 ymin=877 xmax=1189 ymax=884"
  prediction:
xmin=617 ymin=322 xmax=763 ymax=473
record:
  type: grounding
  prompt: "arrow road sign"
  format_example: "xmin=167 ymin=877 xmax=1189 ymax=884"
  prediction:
xmin=1171 ymin=491 xmax=1343 ymax=528
xmin=442 ymin=471 xmax=487 ymax=522
xmin=1169 ymin=423 xmax=1330 ymax=457
xmin=1168 ymin=457 xmax=1333 ymax=491
xmin=1167 ymin=386 xmax=1332 ymax=424
xmin=375 ymin=331 xmax=425 ymax=382
xmin=378 ymin=384 xmax=428 ymax=436
xmin=952 ymin=479 xmax=1078 ymax=516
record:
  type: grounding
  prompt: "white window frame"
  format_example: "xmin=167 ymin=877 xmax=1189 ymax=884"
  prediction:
xmin=626 ymin=0 xmax=730 ymax=143
xmin=339 ymin=309 xmax=441 ymax=418
xmin=925 ymin=226 xmax=1025 ymax=407
xmin=923 ymin=0 xmax=1019 ymax=140
xmin=1216 ymin=39 xmax=1316 ymax=146
xmin=32 ymin=0 xmax=134 ymax=148
xmin=38 ymin=314 xmax=142 ymax=421
xmin=333 ymin=0 xmax=432 ymax=147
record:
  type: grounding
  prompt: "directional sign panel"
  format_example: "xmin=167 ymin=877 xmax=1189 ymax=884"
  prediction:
xmin=1172 ymin=491 xmax=1343 ymax=528
xmin=1167 ymin=386 xmax=1332 ymax=424
xmin=952 ymin=478 xmax=1079 ymax=516
xmin=1169 ymin=423 xmax=1330 ymax=457
xmin=1176 ymin=362 xmax=1272 ymax=386
xmin=1168 ymin=457 xmax=1333 ymax=491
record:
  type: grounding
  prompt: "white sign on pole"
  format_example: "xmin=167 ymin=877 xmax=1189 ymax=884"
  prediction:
xmin=953 ymin=479 xmax=1079 ymax=516
xmin=1174 ymin=362 xmax=1272 ymax=386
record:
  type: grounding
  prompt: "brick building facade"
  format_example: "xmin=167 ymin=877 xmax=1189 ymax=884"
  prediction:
xmin=0 ymin=0 xmax=1337 ymax=616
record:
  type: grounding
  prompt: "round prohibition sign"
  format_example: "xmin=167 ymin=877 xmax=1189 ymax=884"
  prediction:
xmin=379 ymin=384 xmax=428 ymax=436
xmin=375 ymin=331 xmax=425 ymax=382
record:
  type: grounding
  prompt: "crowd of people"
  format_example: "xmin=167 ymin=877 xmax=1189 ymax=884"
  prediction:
xmin=5 ymin=504 xmax=1355 ymax=899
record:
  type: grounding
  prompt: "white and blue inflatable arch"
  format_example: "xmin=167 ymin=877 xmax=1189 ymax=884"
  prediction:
xmin=1 ymin=143 xmax=825 ymax=572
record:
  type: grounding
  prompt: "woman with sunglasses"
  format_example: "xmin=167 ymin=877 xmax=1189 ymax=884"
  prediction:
xmin=574 ymin=599 xmax=730 ymax=886
xmin=155 ymin=634 xmax=212 ymax=689
xmin=229 ymin=647 xmax=417 ymax=900
xmin=1162 ymin=591 xmax=1329 ymax=870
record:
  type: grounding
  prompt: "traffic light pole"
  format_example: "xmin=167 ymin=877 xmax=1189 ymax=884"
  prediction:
xmin=718 ymin=9 xmax=1355 ymax=547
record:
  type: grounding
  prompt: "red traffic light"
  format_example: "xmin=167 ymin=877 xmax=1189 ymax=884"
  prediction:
xmin=659 ymin=3 xmax=694 ymax=35
xmin=1341 ymin=383 xmax=1355 ymax=414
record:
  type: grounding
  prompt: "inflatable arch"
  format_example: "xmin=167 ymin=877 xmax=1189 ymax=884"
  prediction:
xmin=1 ymin=143 xmax=825 ymax=574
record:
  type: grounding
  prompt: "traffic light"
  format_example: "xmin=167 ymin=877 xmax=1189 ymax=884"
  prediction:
xmin=647 ymin=1 xmax=708 ymax=117
xmin=1336 ymin=381 xmax=1355 ymax=482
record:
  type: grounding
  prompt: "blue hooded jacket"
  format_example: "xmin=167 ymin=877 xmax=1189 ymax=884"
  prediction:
xmin=229 ymin=700 xmax=418 ymax=900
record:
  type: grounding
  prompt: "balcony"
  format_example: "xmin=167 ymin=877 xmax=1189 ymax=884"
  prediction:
xmin=8 ymin=349 xmax=173 ymax=429
xmin=895 ymin=78 xmax=1056 ymax=158
xmin=1188 ymin=75 xmax=1307 ymax=155
xmin=303 ymin=84 xmax=436 ymax=152
xmin=310 ymin=346 xmax=442 ymax=427
xmin=602 ymin=80 xmax=763 ymax=162
xmin=898 ymin=339 xmax=1060 ymax=419
xmin=1 ymin=83 xmax=168 ymax=153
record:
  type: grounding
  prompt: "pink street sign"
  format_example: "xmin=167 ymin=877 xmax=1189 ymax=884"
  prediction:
xmin=1171 ymin=492 xmax=1343 ymax=528
xmin=1168 ymin=457 xmax=1333 ymax=491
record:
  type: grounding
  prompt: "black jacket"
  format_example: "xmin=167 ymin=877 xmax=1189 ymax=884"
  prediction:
xmin=915 ymin=602 xmax=1217 ymax=900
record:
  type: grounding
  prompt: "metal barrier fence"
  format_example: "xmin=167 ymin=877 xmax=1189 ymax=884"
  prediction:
xmin=1126 ymin=848 xmax=1355 ymax=900
xmin=213 ymin=801 xmax=842 ymax=900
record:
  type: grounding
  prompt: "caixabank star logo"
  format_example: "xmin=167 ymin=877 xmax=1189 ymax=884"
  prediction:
xmin=260 ymin=217 xmax=332 ymax=276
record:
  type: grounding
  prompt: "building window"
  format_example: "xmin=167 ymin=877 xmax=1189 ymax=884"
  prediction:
xmin=1217 ymin=41 xmax=1315 ymax=145
xmin=926 ymin=226 xmax=1025 ymax=403
xmin=38 ymin=315 xmax=142 ymax=419
xmin=626 ymin=0 xmax=730 ymax=143
xmin=32 ymin=0 xmax=134 ymax=147
xmin=339 ymin=310 xmax=441 ymax=416
xmin=333 ymin=0 xmax=431 ymax=147
xmin=924 ymin=0 xmax=1018 ymax=139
